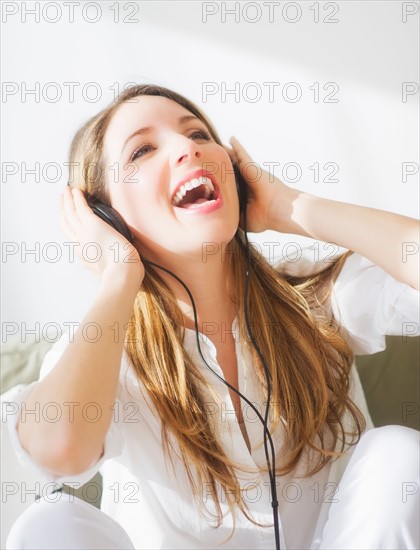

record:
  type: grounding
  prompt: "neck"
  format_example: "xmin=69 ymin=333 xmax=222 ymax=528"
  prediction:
xmin=145 ymin=246 xmax=237 ymax=342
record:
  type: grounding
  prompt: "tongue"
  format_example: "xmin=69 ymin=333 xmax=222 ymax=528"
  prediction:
xmin=181 ymin=197 xmax=209 ymax=209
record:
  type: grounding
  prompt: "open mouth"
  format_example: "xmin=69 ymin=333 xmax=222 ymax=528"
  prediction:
xmin=171 ymin=176 xmax=219 ymax=209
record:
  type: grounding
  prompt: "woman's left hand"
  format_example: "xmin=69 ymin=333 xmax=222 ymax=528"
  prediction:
xmin=226 ymin=138 xmax=420 ymax=290
xmin=224 ymin=137 xmax=302 ymax=234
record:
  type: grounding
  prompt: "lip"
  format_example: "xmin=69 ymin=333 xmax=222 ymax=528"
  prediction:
xmin=173 ymin=192 xmax=223 ymax=215
xmin=170 ymin=169 xmax=220 ymax=204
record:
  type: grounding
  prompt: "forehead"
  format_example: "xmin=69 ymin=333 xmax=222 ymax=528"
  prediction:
xmin=104 ymin=95 xmax=195 ymax=151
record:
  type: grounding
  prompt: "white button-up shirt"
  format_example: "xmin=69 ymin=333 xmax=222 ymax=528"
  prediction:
xmin=6 ymin=250 xmax=419 ymax=549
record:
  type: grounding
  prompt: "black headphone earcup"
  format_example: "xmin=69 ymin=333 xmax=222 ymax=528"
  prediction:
xmin=89 ymin=201 xmax=134 ymax=244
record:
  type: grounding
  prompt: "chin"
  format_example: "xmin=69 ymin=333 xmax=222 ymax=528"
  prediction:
xmin=197 ymin=220 xmax=238 ymax=244
xmin=136 ymin=214 xmax=239 ymax=260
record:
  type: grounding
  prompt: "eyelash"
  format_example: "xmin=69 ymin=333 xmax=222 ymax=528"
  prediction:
xmin=129 ymin=129 xmax=212 ymax=162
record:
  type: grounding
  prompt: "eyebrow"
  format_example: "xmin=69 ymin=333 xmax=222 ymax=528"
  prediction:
xmin=121 ymin=115 xmax=201 ymax=155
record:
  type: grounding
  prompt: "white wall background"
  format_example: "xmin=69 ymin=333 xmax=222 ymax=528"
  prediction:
xmin=2 ymin=0 xmax=419 ymax=341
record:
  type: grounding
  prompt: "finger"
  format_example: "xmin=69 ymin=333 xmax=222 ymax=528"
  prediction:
xmin=64 ymin=185 xmax=77 ymax=211
xmin=229 ymin=137 xmax=253 ymax=166
xmin=62 ymin=186 xmax=81 ymax=232
xmin=71 ymin=187 xmax=95 ymax=220
xmin=58 ymin=195 xmax=77 ymax=240
xmin=223 ymin=144 xmax=238 ymax=164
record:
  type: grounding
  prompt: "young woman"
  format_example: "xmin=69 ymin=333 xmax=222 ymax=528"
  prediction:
xmin=6 ymin=84 xmax=419 ymax=549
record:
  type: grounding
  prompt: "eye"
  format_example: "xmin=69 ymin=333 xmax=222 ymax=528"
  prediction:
xmin=129 ymin=129 xmax=212 ymax=162
xmin=189 ymin=129 xmax=211 ymax=141
xmin=130 ymin=143 xmax=154 ymax=162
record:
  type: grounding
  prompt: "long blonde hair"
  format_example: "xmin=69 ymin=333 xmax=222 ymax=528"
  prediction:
xmin=68 ymin=84 xmax=365 ymax=531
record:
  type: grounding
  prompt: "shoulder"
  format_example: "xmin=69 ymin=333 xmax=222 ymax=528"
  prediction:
xmin=267 ymin=241 xmax=419 ymax=354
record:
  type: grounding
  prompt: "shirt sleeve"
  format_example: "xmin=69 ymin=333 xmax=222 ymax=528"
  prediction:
xmin=4 ymin=331 xmax=125 ymax=486
xmin=330 ymin=252 xmax=419 ymax=355
xmin=273 ymin=247 xmax=420 ymax=355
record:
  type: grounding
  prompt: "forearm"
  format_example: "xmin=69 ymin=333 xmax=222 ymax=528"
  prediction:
xmin=271 ymin=191 xmax=420 ymax=290
xmin=18 ymin=270 xmax=140 ymax=475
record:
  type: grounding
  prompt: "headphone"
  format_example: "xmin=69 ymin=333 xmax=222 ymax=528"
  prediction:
xmin=70 ymin=165 xmax=281 ymax=549
xmin=83 ymin=164 xmax=248 ymax=242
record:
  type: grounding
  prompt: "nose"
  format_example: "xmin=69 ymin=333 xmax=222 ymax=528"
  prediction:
xmin=173 ymin=136 xmax=202 ymax=167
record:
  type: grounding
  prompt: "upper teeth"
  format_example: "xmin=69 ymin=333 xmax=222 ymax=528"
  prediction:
xmin=172 ymin=176 xmax=214 ymax=205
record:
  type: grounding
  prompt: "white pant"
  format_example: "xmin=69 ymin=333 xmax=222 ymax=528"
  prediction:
xmin=6 ymin=490 xmax=135 ymax=550
xmin=6 ymin=426 xmax=420 ymax=550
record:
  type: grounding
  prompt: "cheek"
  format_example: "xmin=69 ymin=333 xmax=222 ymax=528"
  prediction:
xmin=210 ymin=147 xmax=232 ymax=173
xmin=112 ymin=188 xmax=156 ymax=231
xmin=108 ymin=164 xmax=153 ymax=220
xmin=212 ymin=149 xmax=237 ymax=192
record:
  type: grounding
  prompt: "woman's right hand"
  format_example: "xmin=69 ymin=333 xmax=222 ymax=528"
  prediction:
xmin=59 ymin=186 xmax=145 ymax=288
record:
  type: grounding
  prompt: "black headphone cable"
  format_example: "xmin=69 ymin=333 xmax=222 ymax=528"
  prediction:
xmin=142 ymin=205 xmax=281 ymax=549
